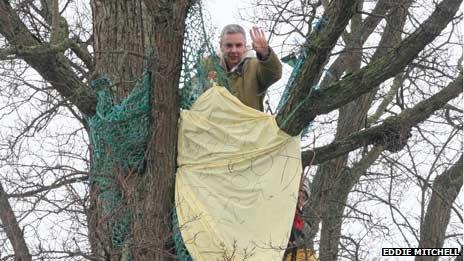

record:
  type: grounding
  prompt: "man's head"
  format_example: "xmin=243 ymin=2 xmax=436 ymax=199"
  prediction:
xmin=220 ymin=24 xmax=247 ymax=69
xmin=297 ymin=185 xmax=310 ymax=210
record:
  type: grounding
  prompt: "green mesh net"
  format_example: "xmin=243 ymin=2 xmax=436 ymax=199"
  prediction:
xmin=87 ymin=1 xmax=221 ymax=259
xmin=88 ymin=73 xmax=150 ymax=261
xmin=179 ymin=3 xmax=230 ymax=110
xmin=87 ymin=2 xmax=326 ymax=260
xmin=277 ymin=15 xmax=327 ymax=137
xmin=89 ymin=74 xmax=150 ymax=175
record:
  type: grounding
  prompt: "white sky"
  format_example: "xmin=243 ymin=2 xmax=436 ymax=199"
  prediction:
xmin=205 ymin=0 xmax=253 ymax=35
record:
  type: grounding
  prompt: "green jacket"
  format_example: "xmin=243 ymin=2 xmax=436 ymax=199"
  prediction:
xmin=206 ymin=48 xmax=282 ymax=112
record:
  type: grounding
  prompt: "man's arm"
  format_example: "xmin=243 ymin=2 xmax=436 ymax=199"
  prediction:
xmin=256 ymin=47 xmax=282 ymax=92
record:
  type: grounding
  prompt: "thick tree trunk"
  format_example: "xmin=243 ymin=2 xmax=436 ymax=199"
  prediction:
xmin=415 ymin=156 xmax=463 ymax=261
xmin=88 ymin=0 xmax=190 ymax=260
xmin=92 ymin=1 xmax=148 ymax=98
xmin=131 ymin=1 xmax=190 ymax=260
xmin=89 ymin=1 xmax=151 ymax=259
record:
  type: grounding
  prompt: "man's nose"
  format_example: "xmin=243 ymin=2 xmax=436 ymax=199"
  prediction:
xmin=231 ymin=46 xmax=237 ymax=52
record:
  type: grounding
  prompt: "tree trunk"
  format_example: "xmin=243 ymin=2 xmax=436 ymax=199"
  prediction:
xmin=131 ymin=1 xmax=190 ymax=260
xmin=88 ymin=0 xmax=190 ymax=260
xmin=92 ymin=1 xmax=148 ymax=97
xmin=415 ymin=156 xmax=463 ymax=261
xmin=88 ymin=1 xmax=151 ymax=259
xmin=0 ymin=183 xmax=32 ymax=261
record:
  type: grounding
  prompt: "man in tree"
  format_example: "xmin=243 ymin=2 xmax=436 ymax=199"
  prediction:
xmin=284 ymin=183 xmax=315 ymax=261
xmin=212 ymin=24 xmax=282 ymax=112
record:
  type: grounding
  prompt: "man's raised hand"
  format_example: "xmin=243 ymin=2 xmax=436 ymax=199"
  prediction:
xmin=250 ymin=26 xmax=270 ymax=59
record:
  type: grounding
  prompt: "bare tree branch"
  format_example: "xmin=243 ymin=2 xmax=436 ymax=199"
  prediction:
xmin=276 ymin=0 xmax=359 ymax=130
xmin=0 ymin=0 xmax=96 ymax=116
xmin=278 ymin=0 xmax=463 ymax=135
xmin=7 ymin=173 xmax=88 ymax=198
xmin=318 ymin=0 xmax=393 ymax=89
xmin=302 ymin=71 xmax=463 ymax=165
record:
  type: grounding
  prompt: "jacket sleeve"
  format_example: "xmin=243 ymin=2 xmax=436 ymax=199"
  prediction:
xmin=256 ymin=47 xmax=282 ymax=93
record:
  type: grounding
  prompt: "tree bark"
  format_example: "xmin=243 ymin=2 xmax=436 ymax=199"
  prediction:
xmin=132 ymin=1 xmax=191 ymax=260
xmin=276 ymin=0 xmax=358 ymax=133
xmin=89 ymin=1 xmax=190 ymax=260
xmin=92 ymin=1 xmax=149 ymax=99
xmin=415 ymin=156 xmax=463 ymax=261
xmin=88 ymin=2 xmax=152 ymax=259
xmin=0 ymin=182 xmax=32 ymax=261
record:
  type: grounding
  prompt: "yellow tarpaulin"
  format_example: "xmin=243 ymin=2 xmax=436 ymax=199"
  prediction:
xmin=284 ymin=249 xmax=318 ymax=261
xmin=175 ymin=85 xmax=302 ymax=260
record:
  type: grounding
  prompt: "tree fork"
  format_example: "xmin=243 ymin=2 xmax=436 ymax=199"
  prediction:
xmin=277 ymin=0 xmax=463 ymax=136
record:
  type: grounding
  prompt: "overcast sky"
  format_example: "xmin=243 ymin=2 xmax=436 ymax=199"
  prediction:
xmin=205 ymin=0 xmax=252 ymax=32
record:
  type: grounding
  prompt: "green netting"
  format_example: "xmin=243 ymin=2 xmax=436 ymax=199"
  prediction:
xmin=179 ymin=2 xmax=230 ymax=110
xmin=88 ymin=72 xmax=151 ymax=261
xmin=89 ymin=74 xmax=150 ymax=174
xmin=277 ymin=15 xmax=327 ymax=138
xmin=87 ymin=1 xmax=222 ymax=259
xmin=86 ymin=3 xmax=327 ymax=261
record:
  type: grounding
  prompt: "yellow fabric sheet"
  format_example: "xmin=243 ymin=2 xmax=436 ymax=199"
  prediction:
xmin=175 ymin=85 xmax=302 ymax=260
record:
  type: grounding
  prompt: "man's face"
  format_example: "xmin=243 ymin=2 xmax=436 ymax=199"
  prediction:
xmin=221 ymin=33 xmax=246 ymax=69
xmin=298 ymin=190 xmax=308 ymax=210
